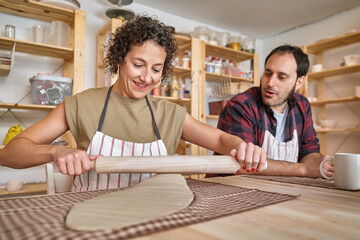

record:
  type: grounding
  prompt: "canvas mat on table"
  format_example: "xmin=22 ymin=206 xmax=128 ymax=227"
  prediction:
xmin=0 ymin=179 xmax=296 ymax=240
xmin=243 ymin=175 xmax=337 ymax=189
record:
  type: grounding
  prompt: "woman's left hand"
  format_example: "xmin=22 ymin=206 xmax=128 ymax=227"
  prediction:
xmin=231 ymin=142 xmax=267 ymax=174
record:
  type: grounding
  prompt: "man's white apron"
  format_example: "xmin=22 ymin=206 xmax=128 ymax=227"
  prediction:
xmin=261 ymin=109 xmax=299 ymax=162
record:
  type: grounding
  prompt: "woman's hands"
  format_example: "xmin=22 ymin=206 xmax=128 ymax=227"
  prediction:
xmin=52 ymin=146 xmax=98 ymax=175
xmin=230 ymin=142 xmax=268 ymax=174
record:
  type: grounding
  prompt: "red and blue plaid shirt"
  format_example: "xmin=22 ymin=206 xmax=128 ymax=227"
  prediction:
xmin=216 ymin=87 xmax=320 ymax=161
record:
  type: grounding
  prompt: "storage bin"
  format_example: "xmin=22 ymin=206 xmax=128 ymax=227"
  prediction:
xmin=31 ymin=75 xmax=72 ymax=105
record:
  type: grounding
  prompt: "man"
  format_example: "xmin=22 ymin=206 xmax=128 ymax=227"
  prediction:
xmin=215 ymin=45 xmax=333 ymax=178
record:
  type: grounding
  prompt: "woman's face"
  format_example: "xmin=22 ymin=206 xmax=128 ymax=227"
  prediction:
xmin=116 ymin=41 xmax=167 ymax=99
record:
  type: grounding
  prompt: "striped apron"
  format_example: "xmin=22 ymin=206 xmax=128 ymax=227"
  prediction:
xmin=261 ymin=109 xmax=299 ymax=162
xmin=72 ymin=86 xmax=168 ymax=192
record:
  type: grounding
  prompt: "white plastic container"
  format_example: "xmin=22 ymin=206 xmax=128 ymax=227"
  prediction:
xmin=31 ymin=75 xmax=73 ymax=105
xmin=48 ymin=21 xmax=70 ymax=47
xmin=193 ymin=26 xmax=210 ymax=42
xmin=216 ymin=32 xmax=230 ymax=47
xmin=343 ymin=54 xmax=360 ymax=66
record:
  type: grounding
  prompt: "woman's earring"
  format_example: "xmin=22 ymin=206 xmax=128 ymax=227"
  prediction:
xmin=154 ymin=81 xmax=162 ymax=88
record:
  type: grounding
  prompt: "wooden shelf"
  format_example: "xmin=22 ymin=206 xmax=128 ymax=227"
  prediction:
xmin=153 ymin=96 xmax=191 ymax=104
xmin=306 ymin=30 xmax=360 ymax=54
xmin=0 ymin=183 xmax=47 ymax=198
xmin=0 ymin=37 xmax=73 ymax=60
xmin=174 ymin=35 xmax=191 ymax=50
xmin=0 ymin=0 xmax=75 ymax=25
xmin=174 ymin=66 xmax=191 ymax=77
xmin=205 ymin=43 xmax=254 ymax=62
xmin=310 ymin=96 xmax=360 ymax=106
xmin=206 ymin=115 xmax=219 ymax=119
xmin=302 ymin=30 xmax=360 ymax=155
xmin=316 ymin=128 xmax=360 ymax=133
xmin=308 ymin=64 xmax=360 ymax=79
xmin=205 ymin=72 xmax=253 ymax=82
xmin=0 ymin=102 xmax=56 ymax=111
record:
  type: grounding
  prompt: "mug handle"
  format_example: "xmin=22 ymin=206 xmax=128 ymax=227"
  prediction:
xmin=319 ymin=158 xmax=334 ymax=180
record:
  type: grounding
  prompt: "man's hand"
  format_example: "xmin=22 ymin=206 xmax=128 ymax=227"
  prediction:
xmin=319 ymin=155 xmax=334 ymax=179
xmin=301 ymin=153 xmax=334 ymax=178
xmin=231 ymin=142 xmax=267 ymax=174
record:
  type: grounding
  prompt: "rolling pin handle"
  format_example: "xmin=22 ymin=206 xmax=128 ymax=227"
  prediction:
xmin=90 ymin=161 xmax=96 ymax=170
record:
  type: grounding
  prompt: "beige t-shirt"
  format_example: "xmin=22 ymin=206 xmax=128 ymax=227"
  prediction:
xmin=64 ymin=87 xmax=186 ymax=155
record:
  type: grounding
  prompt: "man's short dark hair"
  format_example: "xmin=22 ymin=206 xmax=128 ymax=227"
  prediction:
xmin=265 ymin=45 xmax=310 ymax=78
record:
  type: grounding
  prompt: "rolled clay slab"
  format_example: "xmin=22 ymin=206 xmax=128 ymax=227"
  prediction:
xmin=65 ymin=174 xmax=194 ymax=231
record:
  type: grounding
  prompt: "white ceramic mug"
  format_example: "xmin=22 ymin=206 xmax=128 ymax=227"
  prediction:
xmin=320 ymin=153 xmax=360 ymax=190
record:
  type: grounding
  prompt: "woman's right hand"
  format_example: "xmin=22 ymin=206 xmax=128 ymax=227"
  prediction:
xmin=52 ymin=146 xmax=98 ymax=175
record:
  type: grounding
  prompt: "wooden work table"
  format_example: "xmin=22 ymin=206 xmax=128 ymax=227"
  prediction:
xmin=135 ymin=176 xmax=360 ymax=240
xmin=0 ymin=175 xmax=359 ymax=239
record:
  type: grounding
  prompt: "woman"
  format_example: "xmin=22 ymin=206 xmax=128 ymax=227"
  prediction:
xmin=0 ymin=15 xmax=266 ymax=191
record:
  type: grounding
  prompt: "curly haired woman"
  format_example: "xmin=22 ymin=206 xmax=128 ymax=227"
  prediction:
xmin=0 ymin=15 xmax=266 ymax=191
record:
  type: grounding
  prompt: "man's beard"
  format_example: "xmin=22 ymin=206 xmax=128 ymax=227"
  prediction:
xmin=261 ymin=80 xmax=297 ymax=108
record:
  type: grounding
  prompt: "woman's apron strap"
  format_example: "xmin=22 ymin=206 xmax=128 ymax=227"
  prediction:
xmin=97 ymin=86 xmax=113 ymax=132
xmin=145 ymin=96 xmax=162 ymax=140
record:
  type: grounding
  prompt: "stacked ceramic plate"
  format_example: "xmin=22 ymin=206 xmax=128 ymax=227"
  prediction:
xmin=38 ymin=0 xmax=80 ymax=10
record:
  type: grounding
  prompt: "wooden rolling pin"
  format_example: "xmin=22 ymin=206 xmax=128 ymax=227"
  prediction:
xmin=89 ymin=155 xmax=240 ymax=174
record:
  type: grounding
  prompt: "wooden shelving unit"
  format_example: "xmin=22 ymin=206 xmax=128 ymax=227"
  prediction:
xmin=206 ymin=115 xmax=220 ymax=119
xmin=192 ymin=41 xmax=260 ymax=156
xmin=0 ymin=0 xmax=86 ymax=106
xmin=96 ymin=18 xmax=123 ymax=88
xmin=305 ymin=31 xmax=360 ymax=54
xmin=310 ymin=96 xmax=360 ymax=106
xmin=203 ymin=45 xmax=259 ymax=119
xmin=0 ymin=1 xmax=86 ymax=196
xmin=0 ymin=37 xmax=74 ymax=59
xmin=205 ymin=43 xmax=254 ymax=62
xmin=153 ymin=96 xmax=191 ymax=104
xmin=0 ymin=183 xmax=47 ymax=199
xmin=0 ymin=0 xmax=75 ymax=24
xmin=316 ymin=128 xmax=360 ymax=133
xmin=0 ymin=102 xmax=56 ymax=111
xmin=308 ymin=64 xmax=360 ymax=79
xmin=302 ymin=29 xmax=360 ymax=154
xmin=173 ymin=66 xmax=191 ymax=78
xmin=205 ymin=72 xmax=253 ymax=83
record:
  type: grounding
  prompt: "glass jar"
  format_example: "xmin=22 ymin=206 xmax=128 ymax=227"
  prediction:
xmin=228 ymin=36 xmax=242 ymax=51
xmin=5 ymin=25 xmax=15 ymax=39
xmin=243 ymin=37 xmax=256 ymax=53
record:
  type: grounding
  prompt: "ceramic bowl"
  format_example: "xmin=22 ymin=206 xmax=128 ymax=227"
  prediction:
xmin=344 ymin=54 xmax=360 ymax=66
xmin=311 ymin=64 xmax=323 ymax=72
xmin=319 ymin=120 xmax=337 ymax=129
xmin=6 ymin=180 xmax=23 ymax=192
